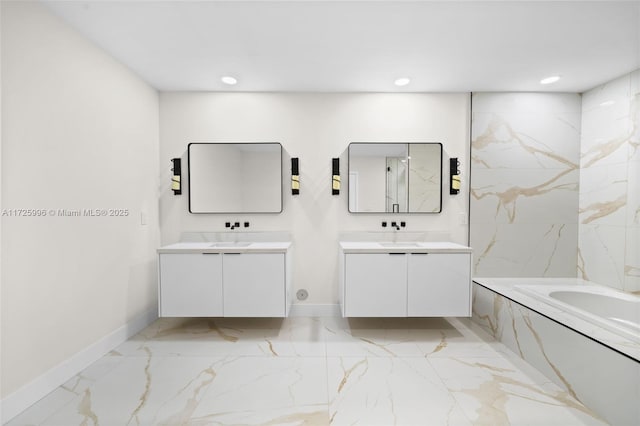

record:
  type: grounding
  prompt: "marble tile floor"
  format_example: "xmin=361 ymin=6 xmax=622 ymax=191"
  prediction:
xmin=7 ymin=316 xmax=608 ymax=426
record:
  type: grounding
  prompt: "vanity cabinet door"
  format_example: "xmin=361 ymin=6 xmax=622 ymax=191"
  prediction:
xmin=407 ymin=253 xmax=471 ymax=317
xmin=159 ymin=253 xmax=223 ymax=317
xmin=344 ymin=253 xmax=407 ymax=317
xmin=223 ymin=253 xmax=286 ymax=317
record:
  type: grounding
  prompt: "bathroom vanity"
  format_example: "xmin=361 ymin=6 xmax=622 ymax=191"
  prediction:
xmin=157 ymin=242 xmax=292 ymax=317
xmin=339 ymin=242 xmax=472 ymax=317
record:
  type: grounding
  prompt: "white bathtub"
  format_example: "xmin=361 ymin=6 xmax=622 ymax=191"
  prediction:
xmin=515 ymin=284 xmax=640 ymax=344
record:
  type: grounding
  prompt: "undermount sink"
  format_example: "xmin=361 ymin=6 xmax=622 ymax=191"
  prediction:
xmin=209 ymin=242 xmax=252 ymax=248
xmin=378 ymin=242 xmax=422 ymax=247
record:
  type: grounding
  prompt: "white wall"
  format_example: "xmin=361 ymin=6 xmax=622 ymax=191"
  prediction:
xmin=160 ymin=92 xmax=470 ymax=304
xmin=579 ymin=69 xmax=640 ymax=293
xmin=1 ymin=0 xmax=159 ymax=401
xmin=470 ymin=93 xmax=582 ymax=277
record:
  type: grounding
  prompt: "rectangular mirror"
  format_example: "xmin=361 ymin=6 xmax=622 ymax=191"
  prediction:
xmin=188 ymin=143 xmax=283 ymax=213
xmin=348 ymin=142 xmax=442 ymax=213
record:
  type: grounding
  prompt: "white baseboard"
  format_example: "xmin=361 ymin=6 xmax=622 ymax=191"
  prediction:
xmin=0 ymin=308 xmax=157 ymax=424
xmin=288 ymin=303 xmax=341 ymax=317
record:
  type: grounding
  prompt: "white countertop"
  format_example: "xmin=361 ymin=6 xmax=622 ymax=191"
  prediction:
xmin=158 ymin=241 xmax=291 ymax=254
xmin=339 ymin=241 xmax=472 ymax=253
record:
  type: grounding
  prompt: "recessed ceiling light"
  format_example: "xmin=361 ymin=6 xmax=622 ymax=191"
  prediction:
xmin=540 ymin=75 xmax=561 ymax=85
xmin=394 ymin=77 xmax=411 ymax=87
xmin=221 ymin=76 xmax=237 ymax=85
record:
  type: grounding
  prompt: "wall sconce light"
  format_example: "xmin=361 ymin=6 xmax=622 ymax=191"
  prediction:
xmin=450 ymin=158 xmax=460 ymax=195
xmin=332 ymin=158 xmax=340 ymax=195
xmin=171 ymin=158 xmax=181 ymax=195
xmin=291 ymin=157 xmax=300 ymax=195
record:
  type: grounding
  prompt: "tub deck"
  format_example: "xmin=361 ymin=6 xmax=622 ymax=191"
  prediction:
xmin=473 ymin=277 xmax=640 ymax=362
xmin=472 ymin=277 xmax=640 ymax=425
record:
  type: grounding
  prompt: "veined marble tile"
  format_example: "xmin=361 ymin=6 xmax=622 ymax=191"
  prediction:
xmin=625 ymin=226 xmax=640 ymax=293
xmin=327 ymin=356 xmax=472 ymax=426
xmin=135 ymin=317 xmax=195 ymax=339
xmin=322 ymin=317 xmax=423 ymax=358
xmin=266 ymin=316 xmax=328 ymax=357
xmin=428 ymin=356 xmax=606 ymax=426
xmin=134 ymin=329 xmax=271 ymax=358
xmin=627 ymin=159 xmax=640 ymax=227
xmin=580 ymin=69 xmax=639 ymax=294
xmin=472 ymin=112 xmax=580 ymax=170
xmin=108 ymin=318 xmax=198 ymax=357
xmin=578 ymin=224 xmax=626 ymax=289
xmin=582 ymin=72 xmax=634 ymax=112
xmin=188 ymin=405 xmax=329 ymax=425
xmin=470 ymin=92 xmax=581 ymax=280
xmin=472 ymin=278 xmax=640 ymax=362
xmin=6 ymin=356 xmax=125 ymax=426
xmin=472 ymin=281 xmax=639 ymax=425
xmin=471 ymin=169 xmax=578 ymax=225
xmin=471 ymin=223 xmax=578 ymax=278
xmin=42 ymin=355 xmax=223 ymax=426
xmin=580 ymin=126 xmax=631 ymax=170
xmin=190 ymin=357 xmax=328 ymax=419
xmin=473 ymin=93 xmax=582 ymax=115
xmin=134 ymin=317 xmax=327 ymax=358
xmin=581 ymin=87 xmax=635 ymax=169
xmin=325 ymin=326 xmax=424 ymax=357
xmin=8 ymin=315 xmax=608 ymax=426
xmin=578 ymin=164 xmax=627 ymax=226
xmin=412 ymin=326 xmax=504 ymax=359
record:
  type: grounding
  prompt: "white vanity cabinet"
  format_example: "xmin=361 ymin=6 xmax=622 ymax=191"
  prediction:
xmin=344 ymin=253 xmax=408 ymax=317
xmin=339 ymin=242 xmax=472 ymax=317
xmin=407 ymin=252 xmax=471 ymax=316
xmin=159 ymin=253 xmax=223 ymax=317
xmin=158 ymin=242 xmax=291 ymax=317
xmin=223 ymin=253 xmax=286 ymax=317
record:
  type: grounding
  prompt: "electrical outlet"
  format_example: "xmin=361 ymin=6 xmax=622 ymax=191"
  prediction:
xmin=459 ymin=212 xmax=468 ymax=225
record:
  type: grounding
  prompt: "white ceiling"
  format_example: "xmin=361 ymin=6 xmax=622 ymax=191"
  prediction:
xmin=42 ymin=0 xmax=640 ymax=93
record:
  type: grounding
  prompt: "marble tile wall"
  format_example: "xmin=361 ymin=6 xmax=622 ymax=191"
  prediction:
xmin=470 ymin=93 xmax=582 ymax=277
xmin=579 ymin=70 xmax=640 ymax=293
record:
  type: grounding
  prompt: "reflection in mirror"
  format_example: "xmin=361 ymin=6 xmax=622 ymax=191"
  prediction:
xmin=348 ymin=143 xmax=442 ymax=213
xmin=188 ymin=143 xmax=282 ymax=213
